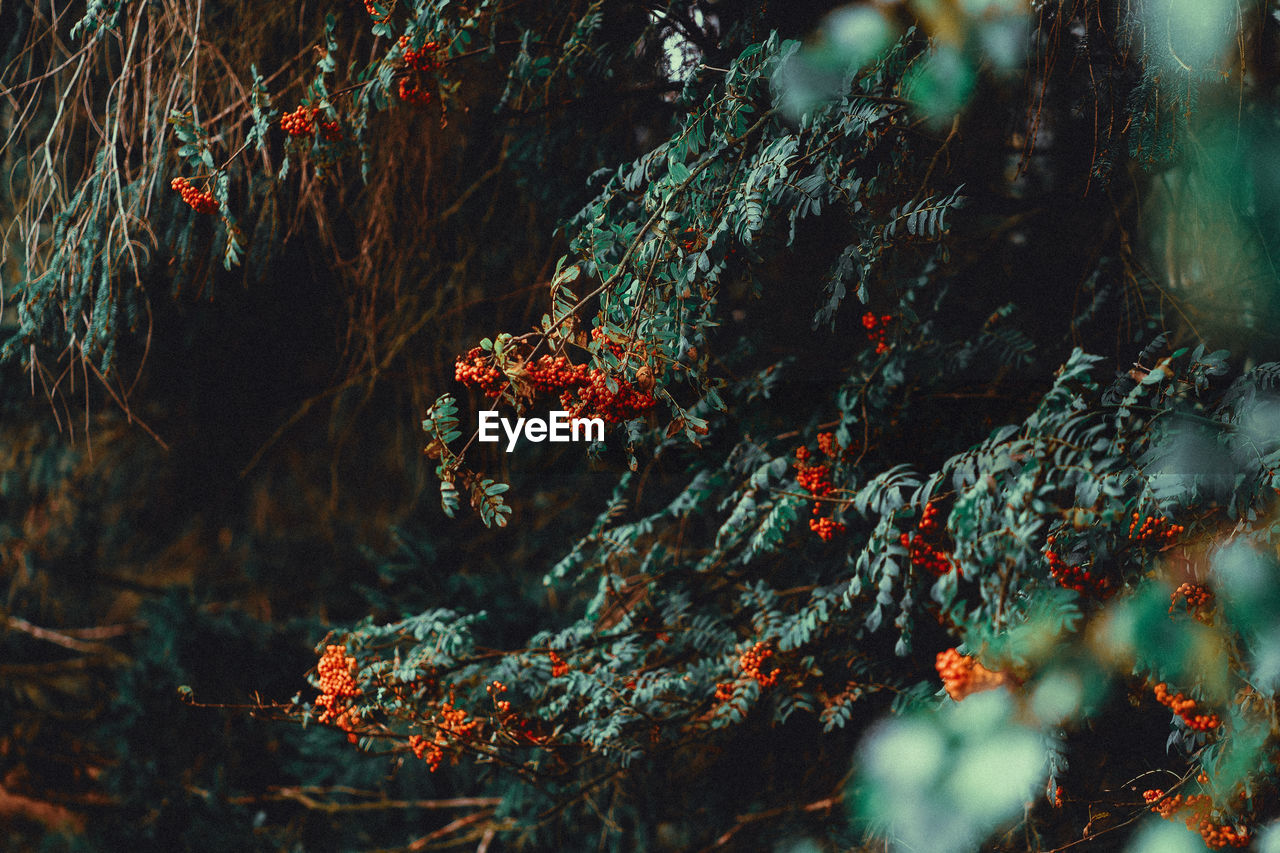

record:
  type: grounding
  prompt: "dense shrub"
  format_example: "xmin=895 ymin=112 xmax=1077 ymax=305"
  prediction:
xmin=4 ymin=0 xmax=1280 ymax=850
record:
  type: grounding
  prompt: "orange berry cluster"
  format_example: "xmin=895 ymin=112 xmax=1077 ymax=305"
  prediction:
xmin=899 ymin=500 xmax=954 ymax=575
xmin=1129 ymin=512 xmax=1185 ymax=545
xmin=455 ymin=341 xmax=656 ymax=423
xmin=794 ymin=446 xmax=833 ymax=497
xmin=396 ymin=36 xmax=441 ymax=105
xmin=816 ymin=431 xmax=841 ymax=458
xmin=548 ymin=651 xmax=569 ymax=678
xmin=935 ymin=647 xmax=1008 ymax=701
xmin=408 ymin=694 xmax=482 ymax=772
xmin=407 ymin=733 xmax=443 ymax=771
xmin=795 ymin=439 xmax=847 ymax=540
xmin=526 ymin=355 xmax=589 ymax=394
xmin=738 ymin=641 xmax=779 ymax=688
xmin=438 ymin=698 xmax=481 ymax=737
xmin=487 ymin=679 xmax=511 ymax=712
xmin=862 ymin=312 xmax=893 ymax=355
xmin=809 ymin=517 xmax=846 ymax=541
xmin=487 ymin=680 xmax=549 ymax=745
xmin=281 ymin=106 xmax=342 ymax=140
xmin=591 ymin=327 xmax=627 ymax=360
xmin=363 ymin=0 xmax=391 ymax=22
xmin=1154 ymin=682 xmax=1220 ymax=732
xmin=713 ymin=641 xmax=779 ymax=706
xmin=1144 ymin=787 xmax=1184 ymax=820
xmin=280 ymin=105 xmax=316 ymax=136
xmin=558 ymin=368 xmax=657 ymax=424
xmin=1170 ymin=582 xmax=1213 ymax=621
xmin=1045 ymin=533 xmax=1114 ymax=598
xmin=170 ymin=177 xmax=217 ymax=214
xmin=398 ymin=36 xmax=441 ymax=71
xmin=1142 ymin=789 xmax=1250 ymax=848
xmin=398 ymin=78 xmax=434 ymax=106
xmin=454 ymin=348 xmax=504 ymax=396
xmin=315 ymin=644 xmax=363 ymax=742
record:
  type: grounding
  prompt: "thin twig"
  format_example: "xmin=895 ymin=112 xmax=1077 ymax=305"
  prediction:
xmin=4 ymin=615 xmax=129 ymax=661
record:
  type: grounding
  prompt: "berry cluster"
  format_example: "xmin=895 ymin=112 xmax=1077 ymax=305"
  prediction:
xmin=795 ymin=438 xmax=847 ymax=540
xmin=548 ymin=651 xmax=569 ymax=678
xmin=794 ymin=446 xmax=833 ymax=497
xmin=363 ymin=0 xmax=391 ymax=22
xmin=454 ymin=348 xmax=504 ymax=396
xmin=170 ymin=177 xmax=217 ymax=214
xmin=1129 ymin=512 xmax=1185 ymax=545
xmin=525 ymin=355 xmax=589 ymax=394
xmin=559 ymin=369 xmax=657 ymax=424
xmin=398 ymin=36 xmax=442 ymax=71
xmin=396 ymin=36 xmax=441 ymax=105
xmin=899 ymin=500 xmax=954 ymax=575
xmin=738 ymin=641 xmax=779 ymax=688
xmin=486 ymin=680 xmax=548 ymax=746
xmin=861 ymin=312 xmax=893 ymax=355
xmin=935 ymin=647 xmax=1008 ymax=701
xmin=1045 ymin=533 xmax=1114 ymax=598
xmin=281 ymin=106 xmax=342 ymax=140
xmin=408 ymin=695 xmax=482 ymax=772
xmin=487 ymin=679 xmax=511 ymax=713
xmin=809 ymin=517 xmax=846 ymax=541
xmin=1154 ymin=682 xmax=1220 ymax=732
xmin=1142 ymin=788 xmax=1250 ymax=848
xmin=590 ymin=327 xmax=627 ymax=360
xmin=280 ymin=105 xmax=316 ymax=136
xmin=455 ymin=340 xmax=656 ymax=423
xmin=398 ymin=78 xmax=435 ymax=106
xmin=713 ymin=641 xmax=779 ymax=706
xmin=315 ymin=644 xmax=362 ymax=741
xmin=1170 ymin=581 xmax=1213 ymax=621
xmin=406 ymin=733 xmax=442 ymax=771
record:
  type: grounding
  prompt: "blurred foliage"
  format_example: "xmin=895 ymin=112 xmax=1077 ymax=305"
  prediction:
xmin=4 ymin=0 xmax=1280 ymax=851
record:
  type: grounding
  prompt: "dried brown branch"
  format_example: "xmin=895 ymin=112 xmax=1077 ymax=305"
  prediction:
xmin=699 ymin=795 xmax=841 ymax=852
xmin=4 ymin=614 xmax=129 ymax=661
xmin=192 ymin=785 xmax=502 ymax=813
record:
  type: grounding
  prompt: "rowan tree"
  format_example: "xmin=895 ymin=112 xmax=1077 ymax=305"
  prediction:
xmin=4 ymin=0 xmax=1280 ymax=851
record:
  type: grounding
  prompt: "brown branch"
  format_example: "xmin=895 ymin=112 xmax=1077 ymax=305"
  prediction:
xmin=0 ymin=784 xmax=84 ymax=833
xmin=0 ymin=658 xmax=122 ymax=675
xmin=407 ymin=809 xmax=495 ymax=850
xmin=4 ymin=615 xmax=129 ymax=661
xmin=196 ymin=785 xmax=501 ymax=813
xmin=699 ymin=795 xmax=840 ymax=852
